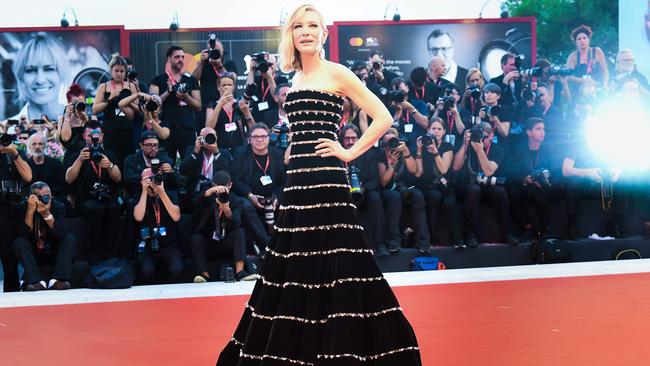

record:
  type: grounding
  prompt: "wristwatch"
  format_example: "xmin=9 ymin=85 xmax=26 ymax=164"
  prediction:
xmin=109 ymin=163 xmax=115 ymax=170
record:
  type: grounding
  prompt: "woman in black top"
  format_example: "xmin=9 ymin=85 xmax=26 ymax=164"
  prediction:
xmin=59 ymin=84 xmax=90 ymax=165
xmin=565 ymin=25 xmax=609 ymax=87
xmin=92 ymin=54 xmax=138 ymax=170
xmin=206 ymin=73 xmax=254 ymax=153
xmin=415 ymin=117 xmax=463 ymax=248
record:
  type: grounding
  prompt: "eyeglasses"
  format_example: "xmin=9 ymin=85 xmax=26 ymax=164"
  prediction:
xmin=342 ymin=136 xmax=358 ymax=141
xmin=250 ymin=135 xmax=269 ymax=140
xmin=142 ymin=143 xmax=159 ymax=148
xmin=428 ymin=46 xmax=453 ymax=55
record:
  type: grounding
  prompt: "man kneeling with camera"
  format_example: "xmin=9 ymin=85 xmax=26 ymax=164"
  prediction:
xmin=12 ymin=182 xmax=76 ymax=291
xmin=191 ymin=170 xmax=256 ymax=282
xmin=133 ymin=168 xmax=183 ymax=285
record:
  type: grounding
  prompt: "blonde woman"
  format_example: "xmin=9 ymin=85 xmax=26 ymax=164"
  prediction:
xmin=217 ymin=4 xmax=421 ymax=365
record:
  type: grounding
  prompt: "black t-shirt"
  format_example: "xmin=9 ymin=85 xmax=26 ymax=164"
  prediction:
xmin=250 ymin=76 xmax=279 ymax=119
xmin=439 ymin=107 xmax=472 ymax=149
xmin=0 ymin=152 xmax=26 ymax=182
xmin=102 ymin=88 xmax=133 ymax=130
xmin=139 ymin=195 xmax=180 ymax=249
xmin=378 ymin=149 xmax=408 ymax=188
xmin=565 ymin=137 xmax=598 ymax=170
xmin=65 ymin=149 xmax=120 ymax=201
xmin=29 ymin=157 xmax=65 ymax=198
xmin=199 ymin=62 xmax=220 ymax=107
xmin=407 ymin=81 xmax=438 ymax=105
xmin=459 ymin=142 xmax=505 ymax=183
xmin=251 ymin=152 xmax=274 ymax=198
xmin=150 ymin=72 xmax=199 ymax=130
xmin=417 ymin=141 xmax=453 ymax=189
xmin=389 ymin=107 xmax=426 ymax=152
xmin=506 ymin=142 xmax=560 ymax=183
xmin=208 ymin=102 xmax=246 ymax=153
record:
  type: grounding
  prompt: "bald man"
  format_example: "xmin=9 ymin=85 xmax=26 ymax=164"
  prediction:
xmin=428 ymin=56 xmax=452 ymax=96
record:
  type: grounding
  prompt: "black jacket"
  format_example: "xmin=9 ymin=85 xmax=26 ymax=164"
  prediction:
xmin=350 ymin=148 xmax=381 ymax=192
xmin=179 ymin=146 xmax=233 ymax=196
xmin=123 ymin=150 xmax=178 ymax=200
xmin=192 ymin=191 xmax=243 ymax=236
xmin=231 ymin=145 xmax=286 ymax=198
xmin=490 ymin=73 xmax=523 ymax=109
xmin=17 ymin=199 xmax=68 ymax=247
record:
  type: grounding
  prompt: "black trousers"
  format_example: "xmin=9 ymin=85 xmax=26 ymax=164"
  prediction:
xmin=77 ymin=198 xmax=121 ymax=261
xmin=190 ymin=229 xmax=246 ymax=275
xmin=380 ymin=188 xmax=430 ymax=250
xmin=421 ymin=187 xmax=462 ymax=243
xmin=12 ymin=234 xmax=76 ymax=285
xmin=357 ymin=190 xmax=384 ymax=250
xmin=565 ymin=177 xmax=626 ymax=217
xmin=509 ymin=185 xmax=553 ymax=234
xmin=0 ymin=205 xmax=19 ymax=292
xmin=457 ymin=183 xmax=510 ymax=240
xmin=103 ymin=128 xmax=134 ymax=171
xmin=163 ymin=127 xmax=196 ymax=161
xmin=242 ymin=199 xmax=272 ymax=248
xmin=138 ymin=247 xmax=183 ymax=285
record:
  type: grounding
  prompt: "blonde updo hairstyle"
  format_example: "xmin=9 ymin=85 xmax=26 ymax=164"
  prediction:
xmin=278 ymin=4 xmax=328 ymax=73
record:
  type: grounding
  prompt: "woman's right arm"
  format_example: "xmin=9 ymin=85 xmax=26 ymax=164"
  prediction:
xmin=59 ymin=115 xmax=71 ymax=143
xmin=92 ymin=83 xmax=109 ymax=114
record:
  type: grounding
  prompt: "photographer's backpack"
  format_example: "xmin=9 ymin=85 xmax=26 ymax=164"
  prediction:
xmin=410 ymin=256 xmax=446 ymax=271
xmin=533 ymin=235 xmax=572 ymax=264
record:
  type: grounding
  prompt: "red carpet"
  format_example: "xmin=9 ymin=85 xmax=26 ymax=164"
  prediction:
xmin=2 ymin=273 xmax=650 ymax=365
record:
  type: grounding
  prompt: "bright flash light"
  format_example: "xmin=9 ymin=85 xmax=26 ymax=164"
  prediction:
xmin=584 ymin=97 xmax=650 ymax=172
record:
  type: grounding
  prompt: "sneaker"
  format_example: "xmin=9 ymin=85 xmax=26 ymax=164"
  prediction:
xmin=418 ymin=246 xmax=431 ymax=256
xmin=465 ymin=234 xmax=479 ymax=248
xmin=236 ymin=270 xmax=257 ymax=281
xmin=388 ymin=243 xmax=402 ymax=253
xmin=375 ymin=243 xmax=389 ymax=256
xmin=193 ymin=275 xmax=208 ymax=283
xmin=48 ymin=279 xmax=71 ymax=290
xmin=25 ymin=281 xmax=46 ymax=291
xmin=452 ymin=240 xmax=466 ymax=250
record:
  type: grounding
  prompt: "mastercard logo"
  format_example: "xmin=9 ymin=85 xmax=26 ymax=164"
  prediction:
xmin=349 ymin=37 xmax=364 ymax=47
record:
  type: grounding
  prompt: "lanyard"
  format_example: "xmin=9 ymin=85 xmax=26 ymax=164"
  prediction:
xmin=111 ymin=80 xmax=124 ymax=92
xmin=260 ymin=79 xmax=271 ymax=101
xmin=414 ymin=86 xmax=425 ymax=101
xmin=446 ymin=111 xmax=455 ymax=133
xmin=152 ymin=198 xmax=161 ymax=227
xmin=210 ymin=63 xmax=220 ymax=77
xmin=485 ymin=143 xmax=492 ymax=157
xmin=254 ymin=154 xmax=270 ymax=175
xmin=202 ymin=153 xmax=215 ymax=177
xmin=166 ymin=72 xmax=178 ymax=86
xmin=402 ymin=109 xmax=410 ymax=124
xmin=89 ymin=160 xmax=102 ymax=179
xmin=223 ymin=107 xmax=234 ymax=124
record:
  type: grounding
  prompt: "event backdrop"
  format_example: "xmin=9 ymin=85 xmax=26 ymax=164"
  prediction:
xmin=333 ymin=19 xmax=535 ymax=86
xmin=0 ymin=26 xmax=124 ymax=120
xmin=618 ymin=1 xmax=650 ymax=81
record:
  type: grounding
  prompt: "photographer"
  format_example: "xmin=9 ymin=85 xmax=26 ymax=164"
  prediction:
xmin=124 ymin=131 xmax=177 ymax=202
xmin=133 ymin=168 xmax=183 ymax=285
xmin=452 ymin=122 xmax=518 ymax=247
xmin=27 ymin=133 xmax=65 ymax=202
xmin=191 ymin=170 xmax=256 ymax=282
xmin=206 ymin=73 xmax=253 ymax=153
xmin=118 ymin=92 xmax=171 ymax=141
xmin=533 ymin=59 xmax=571 ymax=111
xmin=0 ymin=130 xmax=32 ymax=292
xmin=461 ymin=68 xmax=486 ymax=120
xmin=478 ymin=83 xmax=513 ymax=142
xmin=59 ymin=84 xmax=91 ymax=161
xmin=414 ymin=118 xmax=463 ymax=248
xmin=261 ymin=83 xmax=290 ymax=130
xmin=367 ymin=50 xmax=398 ymax=89
xmin=93 ymin=54 xmax=138 ymax=171
xmin=12 ymin=182 xmax=76 ymax=291
xmin=612 ymin=49 xmax=649 ymax=95
xmin=565 ymin=25 xmax=609 ymax=89
xmin=490 ymin=53 xmax=523 ymax=110
xmin=192 ymin=35 xmax=227 ymax=109
xmin=179 ymin=127 xmax=233 ymax=211
xmin=232 ymin=124 xmax=286 ymax=255
xmin=65 ymin=123 xmax=122 ymax=262
xmin=246 ymin=53 xmax=286 ymax=124
xmin=432 ymin=83 xmax=470 ymax=149
xmin=408 ymin=66 xmax=438 ymax=106
xmin=388 ymin=78 xmax=429 ymax=150
xmin=378 ymin=128 xmax=430 ymax=254
xmin=562 ymin=137 xmax=625 ymax=239
xmin=149 ymin=45 xmax=201 ymax=160
xmin=521 ymin=83 xmax=564 ymax=144
xmin=506 ymin=118 xmax=560 ymax=241
xmin=340 ymin=125 xmax=384 ymax=253
xmin=427 ymin=56 xmax=451 ymax=96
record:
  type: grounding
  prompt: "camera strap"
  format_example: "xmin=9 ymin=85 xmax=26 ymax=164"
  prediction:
xmin=414 ymin=86 xmax=425 ymax=101
xmin=223 ymin=107 xmax=234 ymax=125
xmin=446 ymin=111 xmax=455 ymax=133
xmin=89 ymin=161 xmax=102 ymax=179
xmin=260 ymin=79 xmax=271 ymax=102
xmin=152 ymin=198 xmax=162 ymax=227
xmin=254 ymin=153 xmax=270 ymax=176
xmin=202 ymin=153 xmax=215 ymax=178
xmin=166 ymin=72 xmax=178 ymax=86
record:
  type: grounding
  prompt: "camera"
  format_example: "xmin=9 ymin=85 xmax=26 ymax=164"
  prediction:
xmin=476 ymin=173 xmax=507 ymax=186
xmin=421 ymin=133 xmax=435 ymax=147
xmin=243 ymin=83 xmax=258 ymax=102
xmin=441 ymin=95 xmax=455 ymax=111
xmin=372 ymin=61 xmax=381 ymax=70
xmin=217 ymin=192 xmax=230 ymax=204
xmin=89 ymin=129 xmax=104 ymax=163
xmin=480 ymin=105 xmax=500 ymax=122
xmin=258 ymin=196 xmax=276 ymax=227
xmin=32 ymin=119 xmax=46 ymax=125
xmin=145 ymin=99 xmax=158 ymax=112
xmin=38 ymin=194 xmax=51 ymax=205
xmin=270 ymin=123 xmax=290 ymax=149
xmin=347 ymin=165 xmax=364 ymax=205
xmin=547 ymin=66 xmax=574 ymax=77
xmin=522 ymin=85 xmax=536 ymax=102
xmin=0 ymin=132 xmax=15 ymax=147
xmin=519 ymin=67 xmax=544 ymax=78
xmin=530 ymin=167 xmax=551 ymax=187
xmin=252 ymin=52 xmax=271 ymax=73
xmin=90 ymin=182 xmax=112 ymax=202
xmin=127 ymin=70 xmax=138 ymax=82
xmin=470 ymin=125 xmax=485 ymax=143
xmin=73 ymin=101 xmax=87 ymax=113
xmin=200 ymin=133 xmax=217 ymax=145
xmin=469 ymin=84 xmax=482 ymax=99
xmin=381 ymin=136 xmax=407 ymax=151
xmin=198 ymin=177 xmax=215 ymax=192
xmin=172 ymin=83 xmax=188 ymax=94
xmin=388 ymin=90 xmax=405 ymax=104
xmin=150 ymin=158 xmax=164 ymax=185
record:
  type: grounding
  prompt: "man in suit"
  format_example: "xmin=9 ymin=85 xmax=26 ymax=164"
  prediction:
xmin=489 ymin=52 xmax=523 ymax=110
xmin=427 ymin=29 xmax=469 ymax=91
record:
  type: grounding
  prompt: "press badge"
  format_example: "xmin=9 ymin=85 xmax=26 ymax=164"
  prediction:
xmin=404 ymin=124 xmax=413 ymax=133
xmin=445 ymin=134 xmax=456 ymax=146
xmin=260 ymin=175 xmax=273 ymax=186
xmin=257 ymin=101 xmax=269 ymax=111
xmin=158 ymin=227 xmax=167 ymax=237
xmin=225 ymin=122 xmax=237 ymax=132
xmin=115 ymin=108 xmax=123 ymax=117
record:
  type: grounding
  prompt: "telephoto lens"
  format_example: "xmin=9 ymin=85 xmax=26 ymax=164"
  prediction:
xmin=145 ymin=99 xmax=158 ymax=112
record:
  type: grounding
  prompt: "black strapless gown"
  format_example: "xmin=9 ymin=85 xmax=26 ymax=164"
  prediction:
xmin=216 ymin=89 xmax=422 ymax=365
